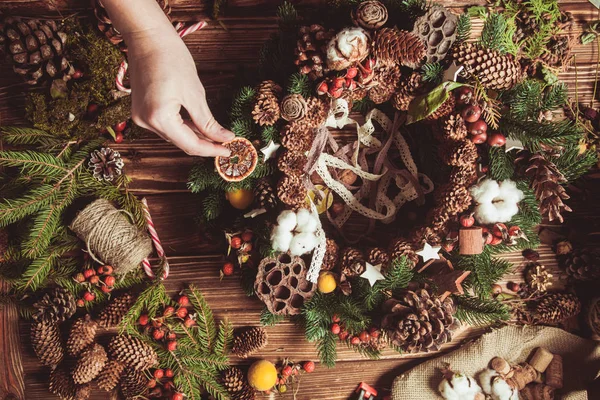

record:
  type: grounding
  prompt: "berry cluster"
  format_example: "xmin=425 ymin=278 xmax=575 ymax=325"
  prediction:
xmin=329 ymin=315 xmax=381 ymax=348
xmin=317 ymin=59 xmax=375 ymax=99
xmin=454 ymin=87 xmax=507 ymax=147
xmin=145 ymin=368 xmax=181 ymax=399
xmin=86 ymin=102 xmax=129 ymax=144
xmin=221 ymin=230 xmax=254 ymax=277
xmin=73 ymin=264 xmax=115 ymax=306
xmin=273 ymin=359 xmax=316 ymax=394
xmin=442 ymin=215 xmax=526 ymax=252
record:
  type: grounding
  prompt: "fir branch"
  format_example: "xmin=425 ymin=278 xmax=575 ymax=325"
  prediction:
xmin=230 ymin=119 xmax=254 ymax=138
xmin=277 ymin=1 xmax=299 ymax=30
xmin=188 ymin=162 xmax=225 ymax=193
xmin=214 ymin=319 xmax=233 ymax=357
xmin=0 ymin=126 xmax=58 ymax=147
xmin=0 ymin=150 xmax=68 ymax=179
xmin=287 ymin=73 xmax=312 ymax=98
xmin=488 ymin=147 xmax=516 ymax=181
xmin=120 ymin=283 xmax=172 ymax=335
xmin=352 ymin=97 xmax=376 ymax=114
xmin=357 ymin=257 xmax=413 ymax=311
xmin=241 ymin=266 xmax=257 ymax=297
xmin=454 ymin=294 xmax=510 ymax=326
xmin=0 ymin=183 xmax=61 ymax=227
xmin=260 ymin=306 xmax=285 ymax=326
xmin=186 ymin=284 xmax=217 ymax=351
xmin=453 ymin=250 xmax=512 ymax=298
xmin=480 ymin=13 xmax=510 ymax=53
xmin=456 ymin=14 xmax=472 ymax=43
xmin=261 ymin=125 xmax=279 ymax=144
xmin=230 ymin=86 xmax=256 ymax=121
xmin=553 ymin=146 xmax=598 ymax=182
xmin=421 ymin=63 xmax=444 ymax=85
xmin=202 ymin=191 xmax=225 ymax=222
xmin=316 ymin=332 xmax=337 ymax=368
xmin=501 ymin=119 xmax=583 ymax=151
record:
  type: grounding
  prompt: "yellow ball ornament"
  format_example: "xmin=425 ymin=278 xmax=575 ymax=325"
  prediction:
xmin=226 ymin=189 xmax=254 ymax=210
xmin=247 ymin=359 xmax=277 ymax=391
xmin=317 ymin=272 xmax=337 ymax=293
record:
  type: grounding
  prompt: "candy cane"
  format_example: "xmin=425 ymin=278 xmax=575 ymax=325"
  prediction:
xmin=115 ymin=21 xmax=206 ymax=93
xmin=141 ymin=198 xmax=170 ymax=280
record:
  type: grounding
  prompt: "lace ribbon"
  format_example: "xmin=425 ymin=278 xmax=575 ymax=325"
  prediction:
xmin=306 ymin=200 xmax=328 ymax=283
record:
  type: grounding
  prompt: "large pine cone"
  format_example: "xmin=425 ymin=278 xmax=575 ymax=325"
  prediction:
xmin=98 ymin=293 xmax=134 ymax=328
xmin=440 ymin=139 xmax=477 ymax=167
xmin=49 ymin=368 xmax=91 ymax=400
xmin=304 ymin=97 xmax=330 ymax=128
xmin=108 ymin=334 xmax=158 ymax=371
xmin=295 ymin=24 xmax=335 ymax=80
xmin=558 ymin=248 xmax=600 ymax=281
xmin=281 ymin=122 xmax=314 ymax=153
xmin=232 ymin=384 xmax=257 ymax=400
xmin=389 ymin=239 xmax=419 ymax=267
xmin=449 ymin=164 xmax=478 ymax=187
xmin=252 ymin=80 xmax=283 ymax=126
xmin=368 ymin=64 xmax=401 ymax=104
xmin=340 ymin=248 xmax=366 ymax=277
xmin=120 ymin=368 xmax=148 ymax=400
xmin=278 ymin=150 xmax=307 ymax=176
xmin=372 ymin=28 xmax=426 ymax=69
xmin=231 ymin=327 xmax=268 ymax=358
xmin=381 ymin=289 xmax=459 ymax=353
xmin=277 ymin=174 xmax=308 ymax=209
xmin=534 ymin=293 xmax=581 ymax=324
xmin=322 ymin=239 xmax=340 ymax=271
xmin=437 ymin=184 xmax=472 ymax=215
xmin=0 ymin=17 xmax=74 ymax=84
xmin=73 ymin=343 xmax=108 ymax=384
xmin=368 ymin=247 xmax=390 ymax=268
xmin=31 ymin=319 xmax=64 ymax=367
xmin=254 ymin=178 xmax=277 ymax=210
xmin=97 ymin=360 xmax=126 ymax=391
xmin=452 ymin=42 xmax=522 ymax=90
xmin=222 ymin=367 xmax=246 ymax=393
xmin=66 ymin=315 xmax=98 ymax=357
xmin=32 ymin=286 xmax=76 ymax=323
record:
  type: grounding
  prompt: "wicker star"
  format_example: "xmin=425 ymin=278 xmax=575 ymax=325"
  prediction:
xmin=260 ymin=140 xmax=281 ymax=162
xmin=417 ymin=243 xmax=441 ymax=263
xmin=360 ymin=262 xmax=385 ymax=286
xmin=442 ymin=62 xmax=464 ymax=82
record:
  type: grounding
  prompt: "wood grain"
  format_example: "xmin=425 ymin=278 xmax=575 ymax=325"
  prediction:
xmin=0 ymin=281 xmax=25 ymax=400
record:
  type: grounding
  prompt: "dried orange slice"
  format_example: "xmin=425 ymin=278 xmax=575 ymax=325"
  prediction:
xmin=215 ymin=138 xmax=258 ymax=182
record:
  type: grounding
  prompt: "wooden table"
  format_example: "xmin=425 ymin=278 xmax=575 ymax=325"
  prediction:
xmin=0 ymin=1 xmax=599 ymax=399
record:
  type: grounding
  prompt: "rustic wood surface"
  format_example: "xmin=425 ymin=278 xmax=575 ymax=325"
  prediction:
xmin=0 ymin=1 xmax=599 ymax=399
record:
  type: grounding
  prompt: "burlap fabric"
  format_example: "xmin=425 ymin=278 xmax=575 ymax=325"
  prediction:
xmin=392 ymin=325 xmax=600 ymax=399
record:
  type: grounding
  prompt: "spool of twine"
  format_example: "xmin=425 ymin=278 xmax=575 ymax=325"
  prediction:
xmin=69 ymin=199 xmax=153 ymax=276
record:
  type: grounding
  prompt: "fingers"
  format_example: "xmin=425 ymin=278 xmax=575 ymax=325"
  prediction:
xmin=186 ymin=92 xmax=235 ymax=143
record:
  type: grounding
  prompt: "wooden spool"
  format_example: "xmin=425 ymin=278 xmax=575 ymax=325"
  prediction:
xmin=459 ymin=227 xmax=484 ymax=255
xmin=545 ymin=354 xmax=563 ymax=389
xmin=529 ymin=347 xmax=554 ymax=373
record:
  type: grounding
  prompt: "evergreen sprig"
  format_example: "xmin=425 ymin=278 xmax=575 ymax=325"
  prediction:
xmin=480 ymin=13 xmax=518 ymax=55
xmin=553 ymin=145 xmax=598 ymax=182
xmin=260 ymin=306 xmax=285 ymax=326
xmin=421 ymin=63 xmax=444 ymax=84
xmin=355 ymin=257 xmax=413 ymax=311
xmin=287 ymin=73 xmax=313 ymax=98
xmin=454 ymin=295 xmax=511 ymax=326
xmin=453 ymin=250 xmax=512 ymax=298
xmin=456 ymin=14 xmax=472 ymax=43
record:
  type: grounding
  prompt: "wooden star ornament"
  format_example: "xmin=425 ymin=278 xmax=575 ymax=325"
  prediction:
xmin=417 ymin=243 xmax=441 ymax=263
xmin=360 ymin=262 xmax=385 ymax=286
xmin=260 ymin=140 xmax=281 ymax=161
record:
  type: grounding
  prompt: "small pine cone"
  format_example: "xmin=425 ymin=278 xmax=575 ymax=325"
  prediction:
xmin=413 ymin=226 xmax=444 ymax=247
xmin=304 ymin=97 xmax=330 ymax=128
xmin=368 ymin=247 xmax=390 ymax=268
xmin=295 ymin=24 xmax=335 ymax=80
xmin=108 ymin=334 xmax=158 ymax=371
xmin=438 ymin=184 xmax=472 ymax=215
xmin=321 ymin=239 xmax=340 ymax=271
xmin=222 ymin=367 xmax=245 ymax=393
xmin=389 ymin=239 xmax=419 ymax=267
xmin=277 ymin=174 xmax=307 ymax=208
xmin=426 ymin=95 xmax=456 ymax=121
xmin=231 ymin=327 xmax=268 ymax=358
xmin=73 ymin=343 xmax=108 ymax=384
xmin=98 ymin=293 xmax=134 ymax=328
xmin=66 ymin=315 xmax=98 ymax=357
xmin=372 ymin=28 xmax=426 ymax=68
xmin=31 ymin=319 xmax=64 ymax=367
xmin=535 ymin=293 xmax=581 ymax=324
xmin=120 ymin=368 xmax=148 ymax=400
xmin=368 ymin=64 xmax=401 ymax=104
xmin=558 ymin=248 xmax=600 ymax=281
xmin=449 ymin=164 xmax=477 ymax=187
xmin=254 ymin=178 xmax=277 ymax=210
xmin=442 ymin=114 xmax=468 ymax=141
xmin=252 ymin=80 xmax=283 ymax=126
xmin=440 ymin=139 xmax=478 ymax=167
xmin=232 ymin=384 xmax=257 ymax=400
xmin=49 ymin=368 xmax=91 ymax=400
xmin=391 ymin=92 xmax=415 ymax=111
xmin=281 ymin=122 xmax=314 ymax=153
xmin=278 ymin=151 xmax=307 ymax=176
xmin=32 ymin=286 xmax=76 ymax=323
xmin=428 ymin=207 xmax=451 ymax=235
xmin=97 ymin=360 xmax=126 ymax=391
xmin=340 ymin=248 xmax=366 ymax=277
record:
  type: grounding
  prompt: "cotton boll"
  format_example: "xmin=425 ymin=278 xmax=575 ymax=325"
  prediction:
xmin=489 ymin=377 xmax=518 ymax=400
xmin=295 ymin=209 xmax=312 ymax=231
xmin=271 ymin=226 xmax=293 ymax=253
xmin=289 ymin=232 xmax=318 ymax=256
xmin=470 ymin=179 xmax=501 ymax=206
xmin=471 ymin=179 xmax=523 ymax=224
xmin=479 ymin=368 xmax=499 ymax=395
xmin=296 ymin=210 xmax=320 ymax=233
xmin=439 ymin=373 xmax=482 ymax=400
xmin=498 ymin=180 xmax=524 ymax=204
xmin=438 ymin=379 xmax=461 ymax=400
xmin=277 ymin=210 xmax=297 ymax=231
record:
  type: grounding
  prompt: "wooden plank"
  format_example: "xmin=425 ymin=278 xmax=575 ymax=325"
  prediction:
xmin=0 ymin=281 xmax=25 ymax=400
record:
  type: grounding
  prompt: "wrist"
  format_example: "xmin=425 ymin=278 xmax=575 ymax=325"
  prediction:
xmin=100 ymin=0 xmax=174 ymax=38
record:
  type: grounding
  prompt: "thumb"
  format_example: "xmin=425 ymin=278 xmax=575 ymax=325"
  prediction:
xmin=187 ymin=95 xmax=235 ymax=143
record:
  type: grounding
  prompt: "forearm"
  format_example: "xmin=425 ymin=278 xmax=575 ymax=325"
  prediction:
xmin=100 ymin=0 xmax=177 ymax=41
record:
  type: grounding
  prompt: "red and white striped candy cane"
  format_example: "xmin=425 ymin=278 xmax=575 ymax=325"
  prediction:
xmin=115 ymin=21 xmax=206 ymax=93
xmin=141 ymin=198 xmax=170 ymax=280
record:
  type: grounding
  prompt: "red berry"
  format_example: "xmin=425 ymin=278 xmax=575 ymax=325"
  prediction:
xmin=345 ymin=67 xmax=358 ymax=79
xmin=76 ymin=299 xmax=85 ymax=307
xmin=98 ymin=265 xmax=114 ymax=275
xmin=165 ymin=368 xmax=174 ymax=378
xmin=487 ymin=132 xmax=507 ymax=147
xmin=442 ymin=241 xmax=455 ymax=253
xmin=184 ymin=316 xmax=196 ymax=328
xmin=114 ymin=132 xmax=124 ymax=144
xmin=114 ymin=121 xmax=127 ymax=132
xmin=490 ymin=235 xmax=503 ymax=246
xmin=73 ymin=69 xmax=83 ymax=79
xmin=154 ymin=369 xmax=165 ymax=379
xmin=222 ymin=262 xmax=235 ymax=276
xmin=153 ymin=329 xmax=165 ymax=340
xmin=507 ymin=282 xmax=520 ymax=292
xmin=163 ymin=306 xmax=175 ymax=317
xmin=317 ymin=81 xmax=329 ymax=95
xmin=101 ymin=285 xmax=113 ymax=293
xmin=172 ymin=393 xmax=184 ymax=400
xmin=241 ymin=242 xmax=253 ymax=252
xmin=241 ymin=231 xmax=253 ymax=242
xmin=333 ymin=77 xmax=345 ymax=89
xmin=332 ymin=314 xmax=340 ymax=323
xmin=461 ymin=105 xmax=482 ymax=123
xmin=230 ymin=236 xmax=242 ymax=249
xmin=338 ymin=331 xmax=349 ymax=341
xmin=460 ymin=214 xmax=475 ymax=228
xmin=152 ymin=318 xmax=163 ymax=328
xmin=467 ymin=120 xmax=488 ymax=135
xmin=363 ymin=58 xmax=376 ymax=70
xmin=87 ymin=103 xmax=99 ymax=115
xmin=139 ymin=314 xmax=149 ymax=326
xmin=83 ymin=291 xmax=95 ymax=302
xmin=74 ymin=273 xmax=85 ymax=283
xmin=329 ymin=87 xmax=343 ymax=98
xmin=89 ymin=275 xmax=100 ymax=285
xmin=164 ymin=381 xmax=174 ymax=390
xmin=282 ymin=365 xmax=293 ymax=377
xmin=176 ymin=307 xmax=188 ymax=319
xmin=178 ymin=295 xmax=190 ymax=306
xmin=369 ymin=328 xmax=380 ymax=338
xmin=455 ymin=86 xmax=474 ymax=105
xmin=508 ymin=226 xmax=521 ymax=237
xmin=303 ymin=361 xmax=315 ymax=373
xmin=470 ymin=132 xmax=487 ymax=144
xmin=147 ymin=379 xmax=157 ymax=389
xmin=167 ymin=331 xmax=177 ymax=340
xmin=83 ymin=268 xmax=96 ymax=279
xmin=330 ymin=323 xmax=341 ymax=334
xmin=483 ymin=232 xmax=493 ymax=245
xmin=359 ymin=331 xmax=370 ymax=343
xmin=492 ymin=223 xmax=507 ymax=238
xmin=350 ymin=336 xmax=361 ymax=345
xmin=167 ymin=340 xmax=177 ymax=351
xmin=103 ymin=275 xmax=116 ymax=287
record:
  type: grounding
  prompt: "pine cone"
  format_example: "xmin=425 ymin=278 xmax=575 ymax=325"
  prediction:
xmin=97 ymin=360 xmax=126 ymax=391
xmin=66 ymin=315 xmax=98 ymax=357
xmin=0 ymin=17 xmax=74 ymax=84
xmin=368 ymin=247 xmax=390 ymax=268
xmin=381 ymin=289 xmax=458 ymax=353
xmin=32 ymin=286 xmax=76 ymax=324
xmin=452 ymin=42 xmax=522 ymax=90
xmin=440 ymin=139 xmax=477 ymax=167
xmin=88 ymin=147 xmax=124 ymax=182
xmin=352 ymin=1 xmax=388 ymax=30
xmin=73 ymin=343 xmax=108 ymax=384
xmin=92 ymin=0 xmax=171 ymax=52
xmin=558 ymin=248 xmax=600 ymax=281
xmin=232 ymin=384 xmax=256 ymax=400
xmin=222 ymin=367 xmax=245 ymax=393
xmin=438 ymin=184 xmax=472 ymax=215
xmin=49 ymin=368 xmax=91 ymax=400
xmin=515 ymin=152 xmax=571 ymax=223
xmin=449 ymin=164 xmax=477 ymax=187
xmin=31 ymin=319 xmax=64 ymax=367
xmin=98 ymin=293 xmax=134 ymax=328
xmin=277 ymin=174 xmax=307 ymax=208
xmin=0 ymin=228 xmax=8 ymax=262
xmin=120 ymin=368 xmax=148 ymax=400
xmin=281 ymin=122 xmax=314 ymax=153
xmin=280 ymin=94 xmax=308 ymax=122
xmin=389 ymin=239 xmax=419 ymax=267
xmin=108 ymin=334 xmax=158 ymax=371
xmin=391 ymin=92 xmax=414 ymax=111
xmin=368 ymin=64 xmax=401 ymax=104
xmin=525 ymin=264 xmax=553 ymax=293
xmin=278 ymin=151 xmax=307 ymax=176
xmin=372 ymin=28 xmax=426 ymax=69
xmin=322 ymin=239 xmax=340 ymax=271
xmin=295 ymin=24 xmax=335 ymax=80
xmin=426 ymin=95 xmax=456 ymax=121
xmin=304 ymin=97 xmax=329 ymax=128
xmin=254 ymin=178 xmax=277 ymax=210
xmin=340 ymin=248 xmax=366 ymax=277
xmin=252 ymin=80 xmax=283 ymax=126
xmin=231 ymin=327 xmax=268 ymax=358
xmin=534 ymin=293 xmax=581 ymax=324
xmin=391 ymin=72 xmax=424 ymax=111
xmin=442 ymin=114 xmax=468 ymax=141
